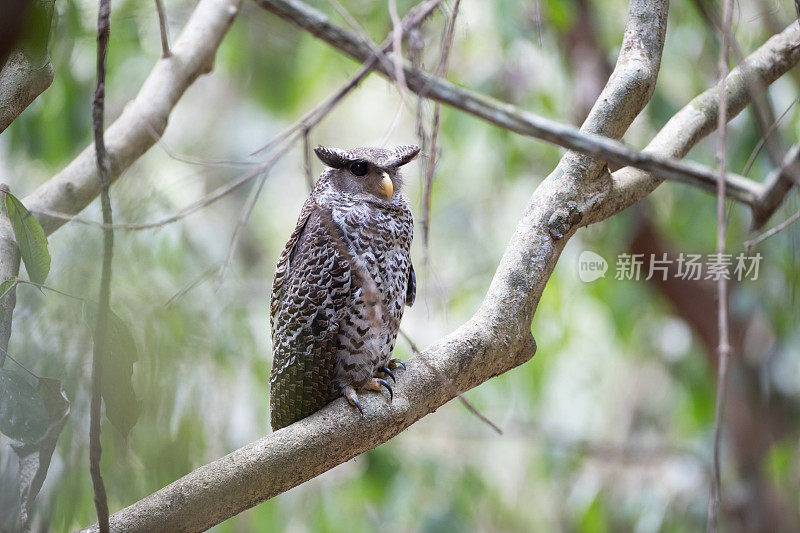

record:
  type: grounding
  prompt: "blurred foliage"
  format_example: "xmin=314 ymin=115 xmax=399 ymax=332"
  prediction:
xmin=1 ymin=0 xmax=800 ymax=531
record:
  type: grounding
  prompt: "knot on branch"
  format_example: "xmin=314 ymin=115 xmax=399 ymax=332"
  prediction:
xmin=547 ymin=201 xmax=582 ymax=241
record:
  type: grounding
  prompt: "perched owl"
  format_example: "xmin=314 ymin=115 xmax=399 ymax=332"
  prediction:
xmin=269 ymin=144 xmax=420 ymax=430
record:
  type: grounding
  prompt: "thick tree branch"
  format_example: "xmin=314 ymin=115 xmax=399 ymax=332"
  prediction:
xmin=0 ymin=0 xmax=57 ymax=133
xmin=21 ymin=0 xmax=243 ymax=237
xmin=80 ymin=0 xmax=670 ymax=530
xmin=0 ymin=50 xmax=54 ymax=134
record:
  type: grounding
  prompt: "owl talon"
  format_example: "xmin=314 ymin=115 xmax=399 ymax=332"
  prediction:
xmin=366 ymin=377 xmax=393 ymax=403
xmin=388 ymin=358 xmax=406 ymax=371
xmin=344 ymin=385 xmax=364 ymax=416
xmin=377 ymin=366 xmax=396 ymax=383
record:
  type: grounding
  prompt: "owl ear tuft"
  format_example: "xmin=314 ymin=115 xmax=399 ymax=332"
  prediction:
xmin=388 ymin=145 xmax=420 ymax=168
xmin=314 ymin=146 xmax=351 ymax=169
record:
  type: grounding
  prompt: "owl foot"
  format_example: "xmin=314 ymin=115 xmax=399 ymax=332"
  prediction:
xmin=376 ymin=366 xmax=396 ymax=383
xmin=365 ymin=377 xmax=393 ymax=402
xmin=343 ymin=385 xmax=364 ymax=416
xmin=387 ymin=358 xmax=406 ymax=371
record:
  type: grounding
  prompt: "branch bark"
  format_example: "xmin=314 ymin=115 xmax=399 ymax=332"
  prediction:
xmin=21 ymin=0 xmax=242 ymax=237
xmin=79 ymin=0 xmax=671 ymax=530
xmin=0 ymin=50 xmax=54 ymax=134
xmin=0 ymin=0 xmax=57 ymax=133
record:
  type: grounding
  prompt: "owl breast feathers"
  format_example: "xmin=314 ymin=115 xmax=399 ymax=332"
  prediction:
xmin=269 ymin=145 xmax=420 ymax=430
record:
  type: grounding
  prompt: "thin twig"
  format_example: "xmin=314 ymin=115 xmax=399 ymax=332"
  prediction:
xmin=744 ymin=206 xmax=800 ymax=249
xmin=164 ymin=266 xmax=217 ymax=307
xmin=31 ymin=2 xmax=441 ymax=242
xmin=707 ymin=0 xmax=734 ymax=530
xmin=33 ymin=158 xmax=276 ymax=230
xmin=146 ymin=122 xmax=256 ymax=168
xmin=27 ymin=0 xmax=441 ymax=235
xmin=0 ymin=347 xmax=42 ymax=380
xmin=302 ymin=128 xmax=314 ymax=192
xmin=692 ymin=0 xmax=790 ymax=179
xmin=90 ymin=0 xmax=113 ymax=529
xmin=16 ymin=279 xmax=85 ymax=301
xmin=0 ymin=278 xmax=19 ymax=304
xmin=387 ymin=0 xmax=409 ymax=98
xmin=251 ymin=0 xmax=442 ymax=157
xmin=742 ymin=95 xmax=799 ymax=176
xmin=422 ymin=0 xmax=460 ymax=255
xmin=216 ymin=140 xmax=294 ymax=287
xmin=155 ymin=0 xmax=171 ymax=58
xmin=399 ymin=329 xmax=502 ymax=435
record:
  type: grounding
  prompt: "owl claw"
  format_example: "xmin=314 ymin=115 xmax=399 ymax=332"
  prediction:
xmin=366 ymin=377 xmax=393 ymax=403
xmin=388 ymin=358 xmax=406 ymax=371
xmin=344 ymin=385 xmax=364 ymax=416
xmin=377 ymin=366 xmax=396 ymax=383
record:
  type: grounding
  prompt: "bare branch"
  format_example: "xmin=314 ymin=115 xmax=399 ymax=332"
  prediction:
xmin=707 ymin=0 xmax=734 ymax=529
xmin=753 ymin=141 xmax=800 ymax=229
xmin=745 ymin=205 xmax=800 ymax=249
xmin=154 ymin=0 xmax=171 ymax=58
xmin=215 ymin=141 xmax=293 ymax=286
xmin=741 ymin=95 xmax=798 ymax=176
xmin=422 ymin=0 xmax=461 ymax=253
xmin=21 ymin=0 xmax=243 ymax=237
xmin=89 ymin=0 xmax=113 ymax=529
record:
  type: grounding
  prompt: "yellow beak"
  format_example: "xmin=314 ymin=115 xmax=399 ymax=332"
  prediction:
xmin=380 ymin=173 xmax=393 ymax=199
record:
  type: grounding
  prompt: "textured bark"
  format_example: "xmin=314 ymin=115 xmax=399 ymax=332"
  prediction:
xmin=0 ymin=0 xmax=57 ymax=133
xmin=0 ymin=50 xmax=54 ymax=134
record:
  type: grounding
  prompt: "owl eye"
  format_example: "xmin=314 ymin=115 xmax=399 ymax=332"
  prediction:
xmin=349 ymin=161 xmax=368 ymax=177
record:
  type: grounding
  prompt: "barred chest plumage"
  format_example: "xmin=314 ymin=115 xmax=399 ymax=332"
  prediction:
xmin=320 ymin=192 xmax=414 ymax=392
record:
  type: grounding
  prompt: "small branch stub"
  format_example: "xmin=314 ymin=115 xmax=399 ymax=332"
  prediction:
xmin=548 ymin=201 xmax=582 ymax=240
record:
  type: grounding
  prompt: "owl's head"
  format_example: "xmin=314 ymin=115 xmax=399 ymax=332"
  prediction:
xmin=314 ymin=145 xmax=420 ymax=201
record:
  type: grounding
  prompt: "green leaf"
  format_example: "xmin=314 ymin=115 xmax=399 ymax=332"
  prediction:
xmin=11 ymin=377 xmax=70 ymax=527
xmin=83 ymin=301 xmax=141 ymax=436
xmin=0 ymin=369 xmax=48 ymax=444
xmin=5 ymin=193 xmax=50 ymax=284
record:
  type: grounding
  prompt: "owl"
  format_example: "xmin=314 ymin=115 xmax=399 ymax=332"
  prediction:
xmin=269 ymin=144 xmax=420 ymax=430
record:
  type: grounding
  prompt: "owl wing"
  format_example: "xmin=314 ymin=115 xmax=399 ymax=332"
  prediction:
xmin=406 ymin=261 xmax=416 ymax=307
xmin=269 ymin=201 xmax=352 ymax=430
xmin=270 ymin=198 xmax=314 ymax=332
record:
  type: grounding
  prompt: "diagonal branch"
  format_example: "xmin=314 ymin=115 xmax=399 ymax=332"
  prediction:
xmin=21 ymin=0 xmax=243 ymax=237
